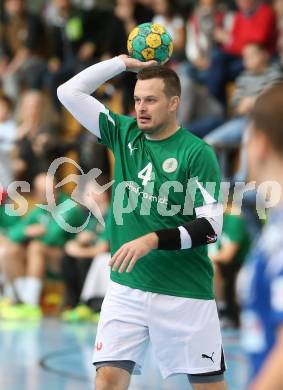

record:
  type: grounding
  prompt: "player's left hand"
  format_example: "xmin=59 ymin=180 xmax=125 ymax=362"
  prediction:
xmin=109 ymin=233 xmax=158 ymax=273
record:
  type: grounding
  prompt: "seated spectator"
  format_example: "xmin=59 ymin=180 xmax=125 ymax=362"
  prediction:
xmin=113 ymin=0 xmax=145 ymax=114
xmin=61 ymin=180 xmax=110 ymax=322
xmin=152 ymin=0 xmax=185 ymax=62
xmin=279 ymin=37 xmax=283 ymax=69
xmin=62 ymin=221 xmax=110 ymax=323
xmin=0 ymin=0 xmax=47 ymax=99
xmin=0 ymin=190 xmax=21 ymax=302
xmin=0 ymin=94 xmax=17 ymax=188
xmin=0 ymin=172 xmax=86 ymax=320
xmin=208 ymin=0 xmax=277 ymax=104
xmin=273 ymin=0 xmax=283 ymax=33
xmin=205 ymin=42 xmax=282 ymax=178
xmin=44 ymin=0 xmax=99 ymax=109
xmin=185 ymin=0 xmax=230 ymax=83
xmin=177 ymin=0 xmax=228 ymax=133
xmin=209 ymin=204 xmax=251 ymax=327
xmin=0 ymin=191 xmax=20 ymax=239
xmin=273 ymin=0 xmax=283 ymax=66
xmin=135 ymin=0 xmax=154 ymax=24
xmin=12 ymin=89 xmax=71 ymax=185
xmin=77 ymin=127 xmax=111 ymax=176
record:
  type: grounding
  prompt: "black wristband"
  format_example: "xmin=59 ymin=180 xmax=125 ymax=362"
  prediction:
xmin=182 ymin=217 xmax=217 ymax=248
xmin=155 ymin=228 xmax=181 ymax=250
xmin=155 ymin=218 xmax=217 ymax=251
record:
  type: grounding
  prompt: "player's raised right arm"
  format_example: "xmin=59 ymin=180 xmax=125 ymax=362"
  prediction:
xmin=57 ymin=57 xmax=126 ymax=138
xmin=57 ymin=56 xmax=157 ymax=138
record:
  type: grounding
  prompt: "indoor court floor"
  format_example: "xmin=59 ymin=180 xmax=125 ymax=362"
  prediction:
xmin=0 ymin=318 xmax=249 ymax=390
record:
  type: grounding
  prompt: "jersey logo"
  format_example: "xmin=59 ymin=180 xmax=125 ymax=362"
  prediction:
xmin=162 ymin=158 xmax=178 ymax=173
xmin=206 ymin=234 xmax=218 ymax=244
xmin=96 ymin=342 xmax=103 ymax=351
xmin=202 ymin=352 xmax=215 ymax=363
xmin=128 ymin=142 xmax=138 ymax=156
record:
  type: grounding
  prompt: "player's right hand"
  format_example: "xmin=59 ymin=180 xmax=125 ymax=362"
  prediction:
xmin=118 ymin=54 xmax=157 ymax=73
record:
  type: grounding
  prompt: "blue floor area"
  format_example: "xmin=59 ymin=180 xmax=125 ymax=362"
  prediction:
xmin=0 ymin=319 xmax=249 ymax=389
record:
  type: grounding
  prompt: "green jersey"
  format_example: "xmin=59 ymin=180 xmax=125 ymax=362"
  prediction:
xmin=99 ymin=111 xmax=222 ymax=299
xmin=0 ymin=204 xmax=21 ymax=234
xmin=7 ymin=193 xmax=86 ymax=247
xmin=209 ymin=213 xmax=251 ymax=265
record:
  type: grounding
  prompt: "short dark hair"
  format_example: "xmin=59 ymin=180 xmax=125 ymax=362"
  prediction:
xmin=250 ymin=83 xmax=283 ymax=155
xmin=137 ymin=66 xmax=181 ymax=98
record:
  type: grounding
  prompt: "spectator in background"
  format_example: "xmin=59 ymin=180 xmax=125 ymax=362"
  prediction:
xmin=77 ymin=127 xmax=111 ymax=179
xmin=208 ymin=0 xmax=277 ymax=104
xmin=273 ymin=0 xmax=283 ymax=32
xmin=113 ymin=0 xmax=154 ymax=114
xmin=278 ymin=37 xmax=283 ymax=69
xmin=0 ymin=172 xmax=86 ymax=320
xmin=0 ymin=94 xmax=17 ymax=188
xmin=0 ymin=0 xmax=47 ymax=99
xmin=185 ymin=0 xmax=230 ymax=83
xmin=237 ymin=84 xmax=283 ymax=390
xmin=152 ymin=0 xmax=185 ymax=62
xmin=273 ymin=0 xmax=283 ymax=66
xmin=135 ymin=0 xmax=154 ymax=24
xmin=209 ymin=202 xmax=251 ymax=328
xmin=12 ymin=89 xmax=72 ymax=185
xmin=0 ymin=190 xmax=19 ymax=239
xmin=205 ymin=42 xmax=282 ymax=178
xmin=177 ymin=0 xmax=228 ymax=135
xmin=61 ymin=180 xmax=110 ymax=321
xmin=114 ymin=0 xmax=139 ymax=37
xmin=0 ymin=190 xmax=21 ymax=302
xmin=45 ymin=0 xmax=98 ymax=109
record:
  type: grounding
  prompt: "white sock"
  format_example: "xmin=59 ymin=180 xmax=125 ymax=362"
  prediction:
xmin=16 ymin=277 xmax=43 ymax=306
xmin=3 ymin=282 xmax=18 ymax=302
xmin=14 ymin=277 xmax=28 ymax=302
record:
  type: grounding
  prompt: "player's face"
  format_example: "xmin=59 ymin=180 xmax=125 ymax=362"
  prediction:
xmin=134 ymin=78 xmax=175 ymax=134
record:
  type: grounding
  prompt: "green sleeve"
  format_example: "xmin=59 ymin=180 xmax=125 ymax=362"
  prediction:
xmin=7 ymin=208 xmax=43 ymax=243
xmin=98 ymin=109 xmax=136 ymax=151
xmin=84 ymin=213 xmax=98 ymax=232
xmin=98 ymin=109 xmax=120 ymax=151
xmin=40 ymin=203 xmax=87 ymax=247
xmin=223 ymin=214 xmax=247 ymax=244
xmin=0 ymin=206 xmax=21 ymax=233
xmin=189 ymin=144 xmax=222 ymax=209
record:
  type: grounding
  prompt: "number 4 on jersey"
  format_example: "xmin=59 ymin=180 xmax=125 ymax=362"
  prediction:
xmin=138 ymin=162 xmax=154 ymax=186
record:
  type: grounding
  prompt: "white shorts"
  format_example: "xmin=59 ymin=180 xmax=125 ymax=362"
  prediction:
xmin=93 ymin=281 xmax=225 ymax=379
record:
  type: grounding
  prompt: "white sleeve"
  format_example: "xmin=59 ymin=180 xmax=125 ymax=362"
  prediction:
xmin=178 ymin=203 xmax=223 ymax=250
xmin=195 ymin=203 xmax=223 ymax=238
xmin=57 ymin=57 xmax=126 ymax=138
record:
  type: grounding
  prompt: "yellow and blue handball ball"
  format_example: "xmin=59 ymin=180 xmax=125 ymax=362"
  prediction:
xmin=127 ymin=22 xmax=173 ymax=65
